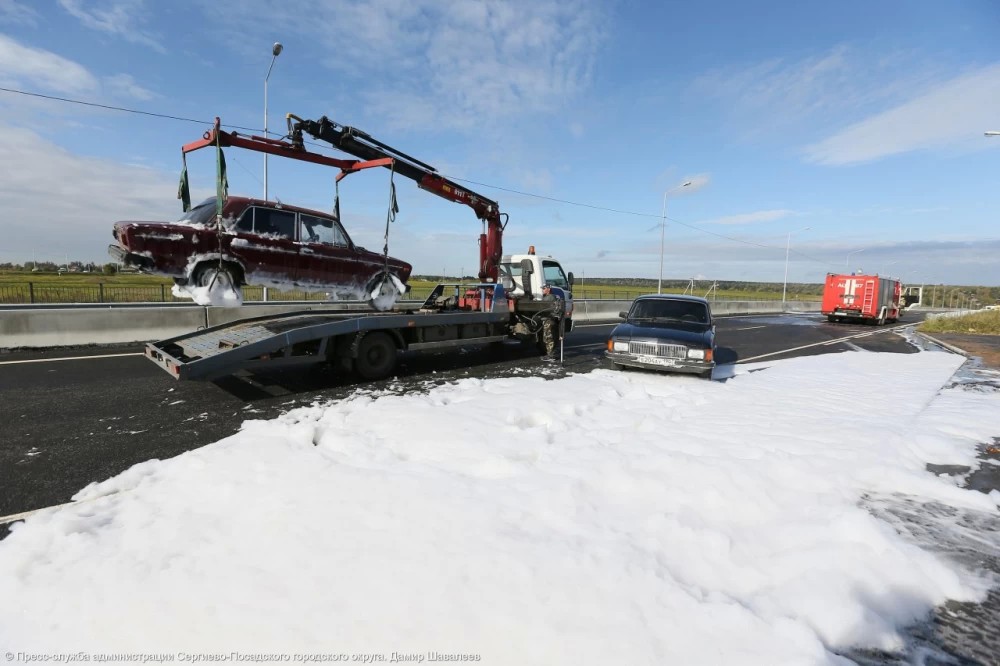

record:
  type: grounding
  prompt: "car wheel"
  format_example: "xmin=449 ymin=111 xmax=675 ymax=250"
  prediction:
xmin=194 ymin=263 xmax=238 ymax=290
xmin=354 ymin=332 xmax=398 ymax=380
xmin=613 ymin=363 xmax=626 ymax=371
xmin=365 ymin=272 xmax=403 ymax=312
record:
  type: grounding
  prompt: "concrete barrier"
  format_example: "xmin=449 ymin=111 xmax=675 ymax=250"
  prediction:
xmin=0 ymin=306 xmax=206 ymax=348
xmin=0 ymin=299 xmax=821 ymax=349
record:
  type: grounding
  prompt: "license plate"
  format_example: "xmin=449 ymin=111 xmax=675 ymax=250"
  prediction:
xmin=637 ymin=355 xmax=676 ymax=366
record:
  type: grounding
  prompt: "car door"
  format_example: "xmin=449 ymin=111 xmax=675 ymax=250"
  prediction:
xmin=297 ymin=212 xmax=371 ymax=294
xmin=228 ymin=205 xmax=300 ymax=287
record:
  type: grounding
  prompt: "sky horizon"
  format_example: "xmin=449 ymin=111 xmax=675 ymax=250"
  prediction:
xmin=2 ymin=0 xmax=999 ymax=285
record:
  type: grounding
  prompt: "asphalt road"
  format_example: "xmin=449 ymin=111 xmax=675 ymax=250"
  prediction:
xmin=6 ymin=308 xmax=1000 ymax=664
xmin=0 ymin=311 xmax=927 ymax=522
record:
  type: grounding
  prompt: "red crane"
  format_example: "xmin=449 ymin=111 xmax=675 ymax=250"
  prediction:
xmin=286 ymin=114 xmax=507 ymax=283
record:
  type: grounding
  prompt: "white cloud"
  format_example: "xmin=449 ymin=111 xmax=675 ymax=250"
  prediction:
xmin=699 ymin=209 xmax=796 ymax=226
xmin=0 ymin=33 xmax=97 ymax=95
xmin=0 ymin=122 xmax=184 ymax=263
xmin=198 ymin=0 xmax=605 ymax=131
xmin=58 ymin=0 xmax=165 ymax=53
xmin=103 ymin=73 xmax=155 ymax=101
xmin=691 ymin=46 xmax=945 ymax=142
xmin=805 ymin=63 xmax=1000 ymax=165
xmin=0 ymin=0 xmax=37 ymax=25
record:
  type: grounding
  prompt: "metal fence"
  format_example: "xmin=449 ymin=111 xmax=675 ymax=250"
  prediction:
xmin=0 ymin=282 xmax=821 ymax=305
xmin=0 ymin=282 xmax=446 ymax=305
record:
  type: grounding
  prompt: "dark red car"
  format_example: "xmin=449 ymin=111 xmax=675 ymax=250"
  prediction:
xmin=109 ymin=196 xmax=412 ymax=304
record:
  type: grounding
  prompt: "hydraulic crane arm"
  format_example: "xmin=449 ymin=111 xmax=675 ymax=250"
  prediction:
xmin=287 ymin=114 xmax=506 ymax=283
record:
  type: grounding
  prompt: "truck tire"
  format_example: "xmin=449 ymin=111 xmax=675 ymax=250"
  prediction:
xmin=354 ymin=332 xmax=397 ymax=380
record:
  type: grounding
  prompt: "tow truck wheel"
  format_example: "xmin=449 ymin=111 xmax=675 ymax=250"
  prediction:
xmin=355 ymin=332 xmax=397 ymax=380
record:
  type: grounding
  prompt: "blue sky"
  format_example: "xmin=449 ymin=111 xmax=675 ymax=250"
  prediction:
xmin=1 ymin=0 xmax=999 ymax=285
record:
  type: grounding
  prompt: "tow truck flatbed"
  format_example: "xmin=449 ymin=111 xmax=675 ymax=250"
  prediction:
xmin=145 ymin=284 xmax=528 ymax=380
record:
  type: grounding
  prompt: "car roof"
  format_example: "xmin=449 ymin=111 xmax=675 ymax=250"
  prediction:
xmin=633 ymin=293 xmax=711 ymax=305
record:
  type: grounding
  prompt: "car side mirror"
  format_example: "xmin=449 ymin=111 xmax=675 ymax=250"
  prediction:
xmin=619 ymin=311 xmax=628 ymax=319
xmin=567 ymin=271 xmax=575 ymax=286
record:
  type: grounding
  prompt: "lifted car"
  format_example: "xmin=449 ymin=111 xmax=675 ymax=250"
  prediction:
xmin=109 ymin=196 xmax=411 ymax=308
xmin=606 ymin=294 xmax=716 ymax=377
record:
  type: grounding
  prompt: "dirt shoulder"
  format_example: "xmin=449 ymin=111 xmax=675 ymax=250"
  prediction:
xmin=925 ymin=332 xmax=1000 ymax=370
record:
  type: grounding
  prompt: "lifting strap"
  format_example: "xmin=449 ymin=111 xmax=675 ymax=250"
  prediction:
xmin=332 ymin=180 xmax=341 ymax=223
xmin=177 ymin=153 xmax=191 ymax=212
xmin=215 ymin=131 xmax=229 ymax=220
xmin=381 ymin=162 xmax=399 ymax=273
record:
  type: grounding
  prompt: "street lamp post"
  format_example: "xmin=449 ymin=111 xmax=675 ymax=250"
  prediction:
xmin=264 ymin=42 xmax=283 ymax=201
xmin=658 ymin=180 xmax=692 ymax=294
xmin=845 ymin=248 xmax=865 ymax=272
xmin=782 ymin=226 xmax=810 ymax=309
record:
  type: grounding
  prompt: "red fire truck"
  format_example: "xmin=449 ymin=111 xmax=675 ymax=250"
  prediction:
xmin=821 ymin=273 xmax=901 ymax=325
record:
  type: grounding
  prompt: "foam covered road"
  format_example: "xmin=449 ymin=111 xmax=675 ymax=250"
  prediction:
xmin=0 ymin=312 xmax=927 ymax=525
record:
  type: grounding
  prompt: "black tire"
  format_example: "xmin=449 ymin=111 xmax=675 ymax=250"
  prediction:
xmin=354 ymin=332 xmax=398 ymax=380
xmin=613 ymin=363 xmax=627 ymax=371
xmin=193 ymin=262 xmax=240 ymax=290
xmin=365 ymin=272 xmax=402 ymax=312
xmin=699 ymin=369 xmax=714 ymax=379
xmin=827 ymin=315 xmax=837 ymax=323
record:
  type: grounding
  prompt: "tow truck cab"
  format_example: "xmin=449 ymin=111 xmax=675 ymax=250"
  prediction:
xmin=500 ymin=247 xmax=574 ymax=332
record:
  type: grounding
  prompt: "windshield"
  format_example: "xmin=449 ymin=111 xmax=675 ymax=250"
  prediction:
xmin=177 ymin=198 xmax=217 ymax=226
xmin=629 ymin=299 xmax=710 ymax=325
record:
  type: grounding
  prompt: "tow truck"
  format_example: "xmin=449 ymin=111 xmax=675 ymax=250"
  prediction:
xmin=144 ymin=115 xmax=574 ymax=381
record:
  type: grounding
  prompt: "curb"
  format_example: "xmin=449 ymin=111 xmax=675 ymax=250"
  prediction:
xmin=914 ymin=331 xmax=971 ymax=357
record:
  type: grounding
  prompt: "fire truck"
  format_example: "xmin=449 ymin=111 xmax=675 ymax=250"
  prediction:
xmin=144 ymin=115 xmax=574 ymax=380
xmin=821 ymin=272 xmax=901 ymax=325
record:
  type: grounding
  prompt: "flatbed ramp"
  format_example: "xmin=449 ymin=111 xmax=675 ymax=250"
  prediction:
xmin=146 ymin=308 xmax=512 ymax=380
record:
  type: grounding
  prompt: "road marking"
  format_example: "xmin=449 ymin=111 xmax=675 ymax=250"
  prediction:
xmin=732 ymin=325 xmax=767 ymax=331
xmin=0 ymin=352 xmax=143 ymax=366
xmin=737 ymin=324 xmax=911 ymax=363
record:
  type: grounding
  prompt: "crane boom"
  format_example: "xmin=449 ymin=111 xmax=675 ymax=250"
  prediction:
xmin=288 ymin=114 xmax=505 ymax=283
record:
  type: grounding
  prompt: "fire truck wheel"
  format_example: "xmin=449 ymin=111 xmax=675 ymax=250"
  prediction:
xmin=355 ymin=332 xmax=397 ymax=380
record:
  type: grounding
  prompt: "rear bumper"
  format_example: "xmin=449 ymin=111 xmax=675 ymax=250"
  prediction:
xmin=606 ymin=350 xmax=713 ymax=374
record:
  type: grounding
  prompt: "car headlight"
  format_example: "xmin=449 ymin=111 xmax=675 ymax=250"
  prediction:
xmin=687 ymin=348 xmax=705 ymax=360
xmin=610 ymin=339 xmax=628 ymax=352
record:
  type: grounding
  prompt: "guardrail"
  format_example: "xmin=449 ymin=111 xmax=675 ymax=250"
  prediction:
xmin=0 ymin=299 xmax=820 ymax=349
xmin=0 ymin=282 xmax=822 ymax=305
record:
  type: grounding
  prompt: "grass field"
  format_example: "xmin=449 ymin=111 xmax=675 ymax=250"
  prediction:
xmin=919 ymin=309 xmax=1000 ymax=335
xmin=0 ymin=270 xmax=820 ymax=304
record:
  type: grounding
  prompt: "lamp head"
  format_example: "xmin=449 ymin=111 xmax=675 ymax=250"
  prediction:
xmin=272 ymin=42 xmax=283 ymax=56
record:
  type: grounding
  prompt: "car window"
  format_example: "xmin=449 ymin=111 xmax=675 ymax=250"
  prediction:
xmin=251 ymin=207 xmax=296 ymax=239
xmin=300 ymin=213 xmax=348 ymax=246
xmin=178 ymin=199 xmax=216 ymax=226
xmin=542 ymin=261 xmax=569 ymax=288
xmin=631 ymin=299 xmax=709 ymax=323
xmin=235 ymin=208 xmax=254 ymax=233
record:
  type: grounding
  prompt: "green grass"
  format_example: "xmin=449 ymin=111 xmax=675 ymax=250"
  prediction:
xmin=0 ymin=271 xmax=822 ymax=304
xmin=919 ymin=310 xmax=1000 ymax=335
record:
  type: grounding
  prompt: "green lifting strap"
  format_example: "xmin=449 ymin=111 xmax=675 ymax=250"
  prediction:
xmin=381 ymin=163 xmax=399 ymax=271
xmin=177 ymin=153 xmax=191 ymax=212
xmin=215 ymin=131 xmax=229 ymax=218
